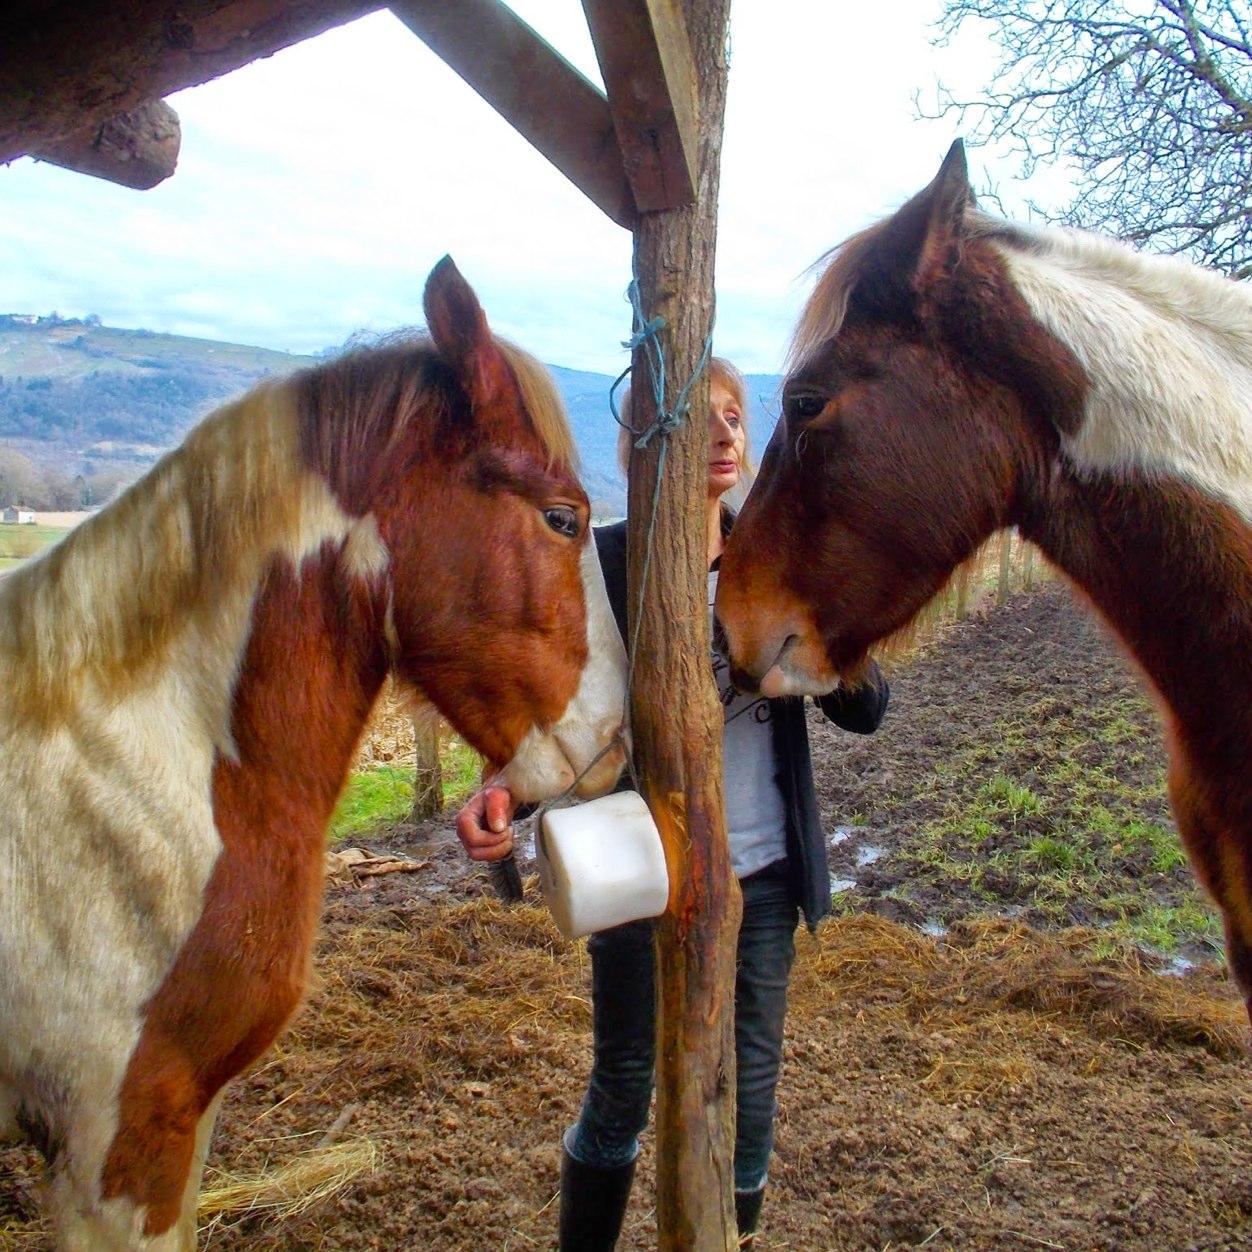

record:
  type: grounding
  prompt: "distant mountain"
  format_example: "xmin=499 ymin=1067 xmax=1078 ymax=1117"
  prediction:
xmin=0 ymin=314 xmax=781 ymax=516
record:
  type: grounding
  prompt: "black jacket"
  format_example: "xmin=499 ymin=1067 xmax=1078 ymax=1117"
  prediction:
xmin=594 ymin=518 xmax=889 ymax=930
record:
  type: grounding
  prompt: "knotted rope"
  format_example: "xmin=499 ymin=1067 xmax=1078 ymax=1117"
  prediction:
xmin=490 ymin=279 xmax=712 ymax=899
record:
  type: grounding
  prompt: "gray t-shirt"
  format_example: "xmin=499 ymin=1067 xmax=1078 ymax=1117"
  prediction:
xmin=708 ymin=569 xmax=788 ymax=878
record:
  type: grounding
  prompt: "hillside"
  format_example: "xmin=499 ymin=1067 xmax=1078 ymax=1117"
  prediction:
xmin=0 ymin=315 xmax=782 ymax=514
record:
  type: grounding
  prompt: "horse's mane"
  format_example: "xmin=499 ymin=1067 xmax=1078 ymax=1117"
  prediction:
xmin=789 ymin=207 xmax=1252 ymax=370
xmin=973 ymin=215 xmax=1252 ymax=349
xmin=296 ymin=333 xmax=576 ymax=505
xmin=0 ymin=383 xmax=331 ymax=722
xmin=0 ymin=333 xmax=574 ymax=724
xmin=787 ymin=222 xmax=893 ymax=370
xmin=501 ymin=341 xmax=578 ymax=471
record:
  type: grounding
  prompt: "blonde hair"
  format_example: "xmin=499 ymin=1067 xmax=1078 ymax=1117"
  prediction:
xmin=615 ymin=358 xmax=755 ymax=499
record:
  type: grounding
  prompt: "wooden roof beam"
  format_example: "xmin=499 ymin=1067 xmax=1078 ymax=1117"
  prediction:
xmin=581 ymin=0 xmax=698 ymax=214
xmin=388 ymin=0 xmax=637 ymax=231
xmin=32 ymin=99 xmax=182 ymax=191
xmin=0 ymin=0 xmax=383 ymax=167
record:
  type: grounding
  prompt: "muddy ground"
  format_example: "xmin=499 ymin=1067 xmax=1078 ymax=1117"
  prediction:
xmin=4 ymin=580 xmax=1252 ymax=1250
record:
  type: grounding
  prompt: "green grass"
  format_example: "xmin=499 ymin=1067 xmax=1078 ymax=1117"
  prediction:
xmin=329 ymin=737 xmax=482 ymax=843
xmin=0 ymin=522 xmax=68 ymax=567
xmin=1108 ymin=898 xmax=1224 ymax=955
xmin=330 ymin=766 xmax=415 ymax=841
xmin=439 ymin=737 xmax=484 ymax=807
xmin=1026 ymin=836 xmax=1076 ymax=871
xmin=982 ymin=775 xmax=1044 ymax=820
xmin=882 ymin=697 xmax=1222 ymax=954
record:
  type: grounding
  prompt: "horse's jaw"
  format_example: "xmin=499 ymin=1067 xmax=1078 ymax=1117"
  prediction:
xmin=495 ymin=722 xmax=628 ymax=805
xmin=755 ymin=631 xmax=841 ymax=699
xmin=495 ymin=535 xmax=629 ymax=804
xmin=716 ymin=576 xmax=842 ymax=699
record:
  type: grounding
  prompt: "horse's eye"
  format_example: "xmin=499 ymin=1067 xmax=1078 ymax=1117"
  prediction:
xmin=543 ymin=506 xmax=581 ymax=538
xmin=785 ymin=394 xmax=826 ymax=421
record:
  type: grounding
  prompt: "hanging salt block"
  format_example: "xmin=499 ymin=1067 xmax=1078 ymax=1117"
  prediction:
xmin=537 ymin=790 xmax=670 ymax=939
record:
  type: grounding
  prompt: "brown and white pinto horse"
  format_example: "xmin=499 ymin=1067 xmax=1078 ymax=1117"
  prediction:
xmin=718 ymin=142 xmax=1252 ymax=1021
xmin=0 ymin=257 xmax=627 ymax=1250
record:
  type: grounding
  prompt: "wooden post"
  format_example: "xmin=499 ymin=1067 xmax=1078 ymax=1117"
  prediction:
xmin=612 ymin=1 xmax=738 ymax=1247
xmin=1023 ymin=541 xmax=1036 ymax=592
xmin=997 ymin=530 xmax=1013 ymax=605
xmin=410 ymin=706 xmax=443 ymax=821
xmin=32 ymin=98 xmax=180 ymax=190
xmin=0 ymin=0 xmax=381 ymax=165
xmin=954 ymin=571 xmax=970 ymax=621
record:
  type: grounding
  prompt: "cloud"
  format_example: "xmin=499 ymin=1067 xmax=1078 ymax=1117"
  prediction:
xmin=0 ymin=3 xmax=1067 ymax=374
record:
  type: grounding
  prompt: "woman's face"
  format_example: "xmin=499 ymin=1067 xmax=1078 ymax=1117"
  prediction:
xmin=707 ymin=380 xmax=746 ymax=499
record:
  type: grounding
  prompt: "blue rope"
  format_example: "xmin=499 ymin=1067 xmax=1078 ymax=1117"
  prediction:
xmin=502 ymin=280 xmax=714 ymax=884
xmin=608 ymin=279 xmax=713 ymax=792
xmin=610 ymin=280 xmax=712 ymax=449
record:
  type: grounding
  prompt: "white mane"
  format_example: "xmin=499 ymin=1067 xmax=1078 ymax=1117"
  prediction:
xmin=983 ymin=214 xmax=1252 ymax=523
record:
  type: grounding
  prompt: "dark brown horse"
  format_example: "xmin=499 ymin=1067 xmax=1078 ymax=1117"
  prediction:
xmin=717 ymin=141 xmax=1252 ymax=1021
xmin=0 ymin=257 xmax=626 ymax=1249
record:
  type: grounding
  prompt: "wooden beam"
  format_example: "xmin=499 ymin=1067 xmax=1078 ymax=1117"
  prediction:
xmin=582 ymin=0 xmax=698 ymax=213
xmin=32 ymin=99 xmax=181 ymax=190
xmin=388 ymin=0 xmax=637 ymax=230
xmin=0 ymin=0 xmax=382 ymax=166
xmin=624 ymin=0 xmax=736 ymax=1246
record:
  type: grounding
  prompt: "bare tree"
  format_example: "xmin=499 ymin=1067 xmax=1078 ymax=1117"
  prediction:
xmin=929 ymin=0 xmax=1252 ymax=277
xmin=0 ymin=447 xmax=46 ymax=509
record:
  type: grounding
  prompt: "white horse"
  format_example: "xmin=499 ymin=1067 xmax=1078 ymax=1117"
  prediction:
xmin=0 ymin=258 xmax=626 ymax=1249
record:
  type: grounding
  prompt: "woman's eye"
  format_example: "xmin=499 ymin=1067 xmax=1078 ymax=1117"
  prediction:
xmin=786 ymin=394 xmax=826 ymax=421
xmin=543 ymin=506 xmax=581 ymax=538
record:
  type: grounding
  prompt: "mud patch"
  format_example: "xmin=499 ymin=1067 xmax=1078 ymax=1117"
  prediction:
xmin=3 ymin=581 xmax=1248 ymax=1251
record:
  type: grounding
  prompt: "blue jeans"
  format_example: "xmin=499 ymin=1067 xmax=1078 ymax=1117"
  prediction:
xmin=565 ymin=860 xmax=798 ymax=1193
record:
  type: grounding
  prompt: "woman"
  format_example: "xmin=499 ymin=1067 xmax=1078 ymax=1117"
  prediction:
xmin=456 ymin=359 xmax=889 ymax=1249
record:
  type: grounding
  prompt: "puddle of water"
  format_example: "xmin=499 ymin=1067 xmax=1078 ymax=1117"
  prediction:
xmin=830 ymin=826 xmax=855 ymax=847
xmin=920 ymin=921 xmax=947 ymax=938
xmin=829 ymin=877 xmax=858 ymax=895
xmin=856 ymin=844 xmax=885 ymax=867
xmin=1160 ymin=954 xmax=1196 ymax=977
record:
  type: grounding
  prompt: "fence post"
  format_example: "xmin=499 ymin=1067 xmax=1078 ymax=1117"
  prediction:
xmin=410 ymin=705 xmax=443 ymax=820
xmin=997 ymin=530 xmax=1013 ymax=606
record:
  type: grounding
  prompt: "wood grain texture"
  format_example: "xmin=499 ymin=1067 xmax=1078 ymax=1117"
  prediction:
xmin=392 ymin=0 xmax=637 ymax=229
xmin=582 ymin=0 xmax=698 ymax=213
xmin=0 ymin=0 xmax=381 ymax=164
xmin=623 ymin=0 xmax=737 ymax=1245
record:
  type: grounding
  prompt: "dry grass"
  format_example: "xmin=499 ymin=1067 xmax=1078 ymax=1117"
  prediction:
xmin=199 ymin=1139 xmax=379 ymax=1230
xmin=792 ymin=913 xmax=1245 ymax=1057
xmin=1 ymin=896 xmax=1245 ymax=1249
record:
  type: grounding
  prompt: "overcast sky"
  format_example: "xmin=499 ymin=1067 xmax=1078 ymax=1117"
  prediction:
xmin=0 ymin=2 xmax=1072 ymax=376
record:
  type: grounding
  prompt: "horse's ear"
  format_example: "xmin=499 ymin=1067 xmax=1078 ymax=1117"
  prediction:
xmin=914 ymin=140 xmax=973 ymax=292
xmin=854 ymin=141 xmax=974 ymax=319
xmin=423 ymin=256 xmax=510 ymax=405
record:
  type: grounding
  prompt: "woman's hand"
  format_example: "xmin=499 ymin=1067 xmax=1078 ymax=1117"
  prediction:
xmin=454 ymin=786 xmax=518 ymax=862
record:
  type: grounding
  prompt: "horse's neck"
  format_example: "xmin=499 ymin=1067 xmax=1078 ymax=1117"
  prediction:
xmin=1020 ymin=468 xmax=1252 ymax=784
xmin=218 ymin=548 xmax=391 ymax=829
xmin=0 ymin=386 xmax=390 ymax=754
xmin=997 ymin=236 xmax=1252 ymax=524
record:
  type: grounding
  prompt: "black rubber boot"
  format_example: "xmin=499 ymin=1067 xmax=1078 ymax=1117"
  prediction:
xmin=558 ymin=1147 xmax=636 ymax=1251
xmin=735 ymin=1187 xmax=765 ymax=1248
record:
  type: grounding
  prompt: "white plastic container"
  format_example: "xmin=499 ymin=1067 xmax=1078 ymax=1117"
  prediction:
xmin=536 ymin=790 xmax=670 ymax=939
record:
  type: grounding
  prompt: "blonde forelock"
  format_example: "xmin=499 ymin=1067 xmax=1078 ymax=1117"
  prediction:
xmin=499 ymin=341 xmax=578 ymax=473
